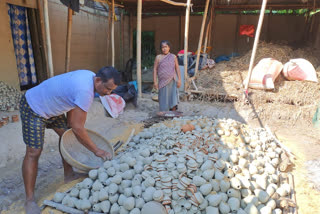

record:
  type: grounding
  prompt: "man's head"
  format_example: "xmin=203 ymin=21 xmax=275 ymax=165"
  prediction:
xmin=94 ymin=66 xmax=121 ymax=96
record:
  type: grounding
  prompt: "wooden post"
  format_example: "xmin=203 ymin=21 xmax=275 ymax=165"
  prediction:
xmin=111 ymin=0 xmax=115 ymax=67
xmin=43 ymin=0 xmax=54 ymax=77
xmin=65 ymin=7 xmax=73 ymax=73
xmin=129 ymin=11 xmax=133 ymax=59
xmin=183 ymin=0 xmax=191 ymax=92
xmin=203 ymin=1 xmax=212 ymax=53
xmin=244 ymin=0 xmax=268 ymax=99
xmin=121 ymin=11 xmax=125 ymax=68
xmin=208 ymin=2 xmax=215 ymax=56
xmin=106 ymin=5 xmax=111 ymax=64
xmin=179 ymin=13 xmax=182 ymax=50
xmin=193 ymin=0 xmax=210 ymax=81
xmin=137 ymin=0 xmax=142 ymax=97
xmin=203 ymin=23 xmax=210 ymax=53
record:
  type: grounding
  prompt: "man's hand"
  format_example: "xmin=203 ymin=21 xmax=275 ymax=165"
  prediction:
xmin=94 ymin=149 xmax=112 ymax=161
xmin=177 ymin=80 xmax=181 ymax=88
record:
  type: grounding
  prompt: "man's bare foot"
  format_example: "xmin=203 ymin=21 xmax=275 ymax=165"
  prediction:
xmin=64 ymin=171 xmax=87 ymax=183
xmin=25 ymin=200 xmax=40 ymax=214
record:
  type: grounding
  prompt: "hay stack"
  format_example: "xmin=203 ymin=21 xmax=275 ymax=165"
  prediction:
xmin=195 ymin=43 xmax=320 ymax=123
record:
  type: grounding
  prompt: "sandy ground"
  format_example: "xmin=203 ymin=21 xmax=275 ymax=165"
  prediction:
xmin=0 ymin=95 xmax=320 ymax=213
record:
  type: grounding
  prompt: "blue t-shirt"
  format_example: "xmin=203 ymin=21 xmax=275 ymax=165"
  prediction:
xmin=26 ymin=70 xmax=95 ymax=119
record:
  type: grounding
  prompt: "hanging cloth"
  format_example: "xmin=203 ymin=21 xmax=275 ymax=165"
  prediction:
xmin=60 ymin=0 xmax=80 ymax=12
xmin=8 ymin=4 xmax=37 ymax=86
xmin=239 ymin=25 xmax=255 ymax=37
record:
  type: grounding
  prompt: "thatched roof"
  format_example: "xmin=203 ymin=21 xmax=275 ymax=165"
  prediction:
xmin=116 ymin=0 xmax=320 ymax=13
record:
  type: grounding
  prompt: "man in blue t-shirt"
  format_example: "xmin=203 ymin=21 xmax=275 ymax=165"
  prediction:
xmin=20 ymin=66 xmax=121 ymax=214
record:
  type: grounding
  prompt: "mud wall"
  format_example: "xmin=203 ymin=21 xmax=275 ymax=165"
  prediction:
xmin=136 ymin=14 xmax=306 ymax=57
xmin=310 ymin=13 xmax=320 ymax=50
xmin=48 ymin=0 xmax=128 ymax=75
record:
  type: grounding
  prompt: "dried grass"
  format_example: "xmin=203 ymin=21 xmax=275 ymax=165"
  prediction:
xmin=195 ymin=42 xmax=320 ymax=123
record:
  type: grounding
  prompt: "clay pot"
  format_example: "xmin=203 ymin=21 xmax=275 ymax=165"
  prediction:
xmin=11 ymin=115 xmax=19 ymax=123
xmin=181 ymin=124 xmax=195 ymax=133
xmin=2 ymin=116 xmax=9 ymax=125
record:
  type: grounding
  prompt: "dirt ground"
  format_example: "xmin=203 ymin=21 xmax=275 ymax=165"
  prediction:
xmin=0 ymin=95 xmax=320 ymax=213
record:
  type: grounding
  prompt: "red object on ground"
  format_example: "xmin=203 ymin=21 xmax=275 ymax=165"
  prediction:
xmin=177 ymin=50 xmax=194 ymax=55
xmin=239 ymin=25 xmax=255 ymax=37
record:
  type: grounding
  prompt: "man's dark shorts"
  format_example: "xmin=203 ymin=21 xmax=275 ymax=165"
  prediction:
xmin=20 ymin=94 xmax=68 ymax=149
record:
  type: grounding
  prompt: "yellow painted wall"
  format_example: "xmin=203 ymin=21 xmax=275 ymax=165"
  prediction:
xmin=0 ymin=0 xmax=126 ymax=90
xmin=0 ymin=1 xmax=22 ymax=89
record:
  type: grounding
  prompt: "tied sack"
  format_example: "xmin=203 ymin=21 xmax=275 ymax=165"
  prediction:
xmin=99 ymin=94 xmax=126 ymax=118
xmin=283 ymin=59 xmax=318 ymax=83
xmin=244 ymin=58 xmax=283 ymax=90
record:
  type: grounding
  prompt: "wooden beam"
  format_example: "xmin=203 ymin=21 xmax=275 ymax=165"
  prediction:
xmin=189 ymin=90 xmax=238 ymax=101
xmin=193 ymin=0 xmax=210 ymax=82
xmin=5 ymin=0 xmax=37 ymax=9
xmin=183 ymin=0 xmax=191 ymax=92
xmin=244 ymin=0 xmax=268 ymax=100
xmin=214 ymin=4 xmax=317 ymax=10
xmin=137 ymin=0 xmax=142 ymax=97
xmin=93 ymin=0 xmax=124 ymax=7
xmin=43 ymin=0 xmax=54 ymax=77
xmin=111 ymin=0 xmax=115 ymax=67
xmin=159 ymin=0 xmax=190 ymax=7
xmin=65 ymin=7 xmax=73 ymax=73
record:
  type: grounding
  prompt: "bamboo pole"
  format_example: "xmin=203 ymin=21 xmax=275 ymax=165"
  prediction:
xmin=106 ymin=5 xmax=111 ymax=64
xmin=137 ymin=0 xmax=142 ymax=97
xmin=244 ymin=0 xmax=268 ymax=100
xmin=183 ymin=0 xmax=191 ymax=92
xmin=43 ymin=0 xmax=54 ymax=77
xmin=193 ymin=0 xmax=210 ymax=82
xmin=203 ymin=0 xmax=213 ymax=53
xmin=65 ymin=7 xmax=73 ymax=73
xmin=160 ymin=0 xmax=189 ymax=7
xmin=129 ymin=11 xmax=133 ymax=59
xmin=121 ymin=11 xmax=125 ymax=68
xmin=203 ymin=22 xmax=210 ymax=53
xmin=208 ymin=2 xmax=215 ymax=56
xmin=111 ymin=0 xmax=115 ymax=67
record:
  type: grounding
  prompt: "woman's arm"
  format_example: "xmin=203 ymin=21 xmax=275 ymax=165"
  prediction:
xmin=175 ymin=56 xmax=182 ymax=88
xmin=153 ymin=55 xmax=160 ymax=89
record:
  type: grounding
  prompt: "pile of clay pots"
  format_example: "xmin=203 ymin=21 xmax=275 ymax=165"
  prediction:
xmin=0 ymin=81 xmax=22 ymax=112
xmin=53 ymin=116 xmax=294 ymax=214
xmin=0 ymin=115 xmax=19 ymax=128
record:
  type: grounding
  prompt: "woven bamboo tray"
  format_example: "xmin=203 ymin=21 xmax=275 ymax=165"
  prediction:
xmin=60 ymin=129 xmax=114 ymax=172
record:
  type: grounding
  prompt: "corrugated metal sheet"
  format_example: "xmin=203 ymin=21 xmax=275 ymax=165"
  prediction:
xmin=216 ymin=0 xmax=314 ymax=5
xmin=118 ymin=0 xmax=319 ymax=12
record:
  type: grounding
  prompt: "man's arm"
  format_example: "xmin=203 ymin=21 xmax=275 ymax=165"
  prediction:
xmin=68 ymin=106 xmax=111 ymax=160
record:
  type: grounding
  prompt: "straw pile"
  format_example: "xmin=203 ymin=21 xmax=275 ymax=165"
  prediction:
xmin=195 ymin=42 xmax=320 ymax=123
